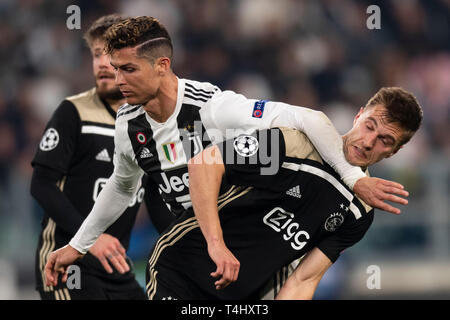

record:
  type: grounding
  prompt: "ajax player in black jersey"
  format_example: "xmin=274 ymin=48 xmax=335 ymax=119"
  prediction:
xmin=31 ymin=15 xmax=169 ymax=300
xmin=43 ymin=17 xmax=416 ymax=297
xmin=151 ymin=88 xmax=422 ymax=300
xmin=147 ymin=127 xmax=375 ymax=299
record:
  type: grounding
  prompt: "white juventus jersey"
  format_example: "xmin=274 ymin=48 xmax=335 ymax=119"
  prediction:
xmin=114 ymin=78 xmax=221 ymax=216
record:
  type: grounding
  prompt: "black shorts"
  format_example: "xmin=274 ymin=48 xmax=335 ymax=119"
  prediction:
xmin=145 ymin=211 xmax=219 ymax=300
xmin=146 ymin=259 xmax=217 ymax=300
xmin=37 ymin=272 xmax=146 ymax=300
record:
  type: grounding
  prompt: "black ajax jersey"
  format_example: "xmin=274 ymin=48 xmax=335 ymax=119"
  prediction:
xmin=146 ymin=127 xmax=374 ymax=300
xmin=32 ymin=88 xmax=145 ymax=288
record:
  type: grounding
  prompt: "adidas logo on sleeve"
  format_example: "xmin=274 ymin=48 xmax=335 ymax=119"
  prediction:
xmin=286 ymin=185 xmax=301 ymax=198
xmin=95 ymin=148 xmax=111 ymax=162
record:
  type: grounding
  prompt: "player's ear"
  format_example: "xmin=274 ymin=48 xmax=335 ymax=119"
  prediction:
xmin=353 ymin=107 xmax=365 ymax=126
xmin=156 ymin=57 xmax=171 ymax=75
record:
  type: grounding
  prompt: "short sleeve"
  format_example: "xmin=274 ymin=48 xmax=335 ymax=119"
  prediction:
xmin=32 ymin=100 xmax=80 ymax=174
xmin=317 ymin=210 xmax=374 ymax=263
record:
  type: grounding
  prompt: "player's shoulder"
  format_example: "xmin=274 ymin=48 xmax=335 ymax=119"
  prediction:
xmin=45 ymin=94 xmax=81 ymax=125
xmin=182 ymin=78 xmax=221 ymax=107
xmin=65 ymin=87 xmax=115 ymax=125
xmin=66 ymin=87 xmax=102 ymax=114
xmin=52 ymin=97 xmax=78 ymax=116
xmin=183 ymin=78 xmax=221 ymax=94
xmin=114 ymin=104 xmax=143 ymax=151
xmin=115 ymin=104 xmax=145 ymax=141
xmin=205 ymin=89 xmax=252 ymax=111
xmin=278 ymin=127 xmax=323 ymax=165
xmin=116 ymin=103 xmax=144 ymax=122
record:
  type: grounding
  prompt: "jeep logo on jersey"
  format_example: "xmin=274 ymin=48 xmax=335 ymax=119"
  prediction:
xmin=162 ymin=142 xmax=177 ymax=163
xmin=39 ymin=128 xmax=59 ymax=151
xmin=136 ymin=132 xmax=147 ymax=144
xmin=93 ymin=178 xmax=145 ymax=207
xmin=233 ymin=135 xmax=259 ymax=157
xmin=263 ymin=207 xmax=310 ymax=251
xmin=325 ymin=212 xmax=344 ymax=232
xmin=159 ymin=171 xmax=189 ymax=194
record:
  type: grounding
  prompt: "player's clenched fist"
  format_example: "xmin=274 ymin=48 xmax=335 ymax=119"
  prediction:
xmin=44 ymin=245 xmax=84 ymax=287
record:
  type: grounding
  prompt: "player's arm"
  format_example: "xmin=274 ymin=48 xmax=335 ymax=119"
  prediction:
xmin=188 ymin=145 xmax=240 ymax=290
xmin=45 ymin=128 xmax=144 ymax=286
xmin=276 ymin=207 xmax=375 ymax=299
xmin=31 ymin=165 xmax=85 ymax=234
xmin=202 ymin=91 xmax=408 ymax=214
xmin=275 ymin=247 xmax=332 ymax=300
xmin=143 ymin=179 xmax=175 ymax=234
xmin=32 ymin=101 xmax=132 ymax=274
xmin=31 ymin=101 xmax=87 ymax=234
xmin=31 ymin=165 xmax=131 ymax=274
xmin=45 ymin=168 xmax=142 ymax=286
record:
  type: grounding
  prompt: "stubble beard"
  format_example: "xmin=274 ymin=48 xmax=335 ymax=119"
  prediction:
xmin=96 ymin=83 xmax=124 ymax=102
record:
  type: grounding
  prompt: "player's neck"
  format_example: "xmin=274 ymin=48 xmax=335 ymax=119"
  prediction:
xmin=107 ymin=98 xmax=126 ymax=113
xmin=143 ymin=73 xmax=178 ymax=123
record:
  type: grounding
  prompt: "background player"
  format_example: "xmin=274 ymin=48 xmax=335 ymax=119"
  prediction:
xmin=43 ymin=17 xmax=410 ymax=288
xmin=30 ymin=14 xmax=168 ymax=300
xmin=145 ymin=87 xmax=423 ymax=299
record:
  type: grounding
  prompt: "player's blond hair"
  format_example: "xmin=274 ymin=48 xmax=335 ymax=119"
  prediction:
xmin=83 ymin=14 xmax=125 ymax=48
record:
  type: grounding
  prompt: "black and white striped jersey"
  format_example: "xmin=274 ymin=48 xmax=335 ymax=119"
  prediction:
xmin=114 ymin=79 xmax=220 ymax=217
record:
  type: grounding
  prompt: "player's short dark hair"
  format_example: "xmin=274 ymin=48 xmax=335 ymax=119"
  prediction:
xmin=104 ymin=16 xmax=173 ymax=64
xmin=83 ymin=14 xmax=125 ymax=48
xmin=365 ymin=87 xmax=423 ymax=147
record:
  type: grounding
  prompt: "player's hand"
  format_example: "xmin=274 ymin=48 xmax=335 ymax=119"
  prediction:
xmin=207 ymin=240 xmax=240 ymax=290
xmin=88 ymin=233 xmax=129 ymax=274
xmin=353 ymin=177 xmax=409 ymax=214
xmin=44 ymin=245 xmax=83 ymax=287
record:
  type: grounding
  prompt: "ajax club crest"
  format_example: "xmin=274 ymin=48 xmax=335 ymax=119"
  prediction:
xmin=324 ymin=212 xmax=344 ymax=232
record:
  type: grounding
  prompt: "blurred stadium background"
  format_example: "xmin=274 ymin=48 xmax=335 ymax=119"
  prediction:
xmin=0 ymin=0 xmax=449 ymax=299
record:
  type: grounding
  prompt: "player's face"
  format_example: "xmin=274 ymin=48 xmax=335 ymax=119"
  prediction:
xmin=109 ymin=46 xmax=161 ymax=106
xmin=343 ymin=104 xmax=404 ymax=168
xmin=91 ymin=40 xmax=123 ymax=100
